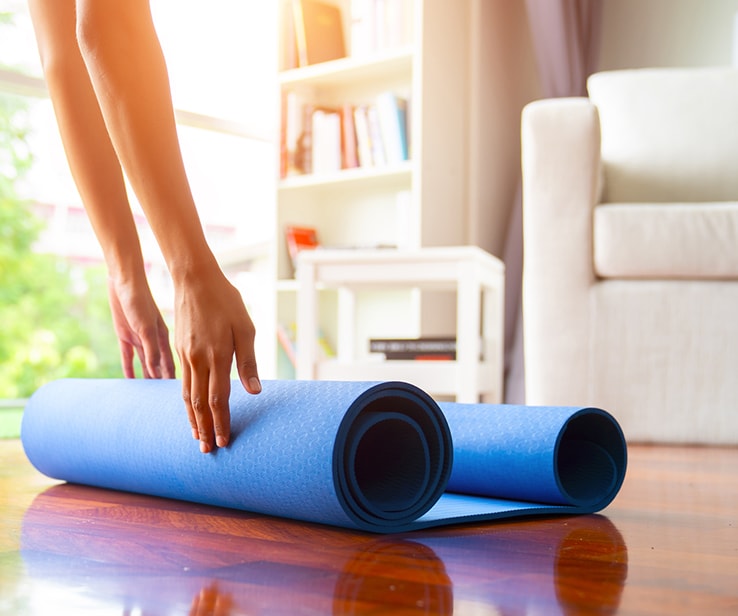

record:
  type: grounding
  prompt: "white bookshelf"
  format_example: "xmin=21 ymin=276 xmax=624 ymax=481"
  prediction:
xmin=272 ymin=0 xmax=481 ymax=381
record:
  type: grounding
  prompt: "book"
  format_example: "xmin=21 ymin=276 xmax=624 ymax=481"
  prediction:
xmin=276 ymin=322 xmax=335 ymax=376
xmin=341 ymin=103 xmax=359 ymax=169
xmin=353 ymin=105 xmax=374 ymax=167
xmin=311 ymin=107 xmax=342 ymax=174
xmin=292 ymin=0 xmax=346 ymax=67
xmin=282 ymin=91 xmax=302 ymax=177
xmin=279 ymin=93 xmax=288 ymax=178
xmin=366 ymin=104 xmax=386 ymax=167
xmin=369 ymin=337 xmax=457 ymax=360
xmin=375 ymin=91 xmax=408 ymax=164
xmin=276 ymin=322 xmax=298 ymax=369
xmin=285 ymin=225 xmax=320 ymax=271
xmin=297 ymin=103 xmax=314 ymax=174
xmin=350 ymin=0 xmax=413 ymax=58
xmin=350 ymin=0 xmax=375 ymax=58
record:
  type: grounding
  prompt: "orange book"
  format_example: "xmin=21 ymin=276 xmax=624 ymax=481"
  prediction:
xmin=292 ymin=0 xmax=346 ymax=66
xmin=285 ymin=225 xmax=320 ymax=271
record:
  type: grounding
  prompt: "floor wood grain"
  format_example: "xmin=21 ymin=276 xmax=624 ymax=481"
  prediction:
xmin=1 ymin=439 xmax=736 ymax=615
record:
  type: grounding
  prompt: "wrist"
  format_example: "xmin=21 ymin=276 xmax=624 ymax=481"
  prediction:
xmin=168 ymin=250 xmax=223 ymax=289
xmin=104 ymin=247 xmax=148 ymax=288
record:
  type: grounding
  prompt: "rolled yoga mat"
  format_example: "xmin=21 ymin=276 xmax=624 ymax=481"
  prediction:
xmin=21 ymin=379 xmax=627 ymax=533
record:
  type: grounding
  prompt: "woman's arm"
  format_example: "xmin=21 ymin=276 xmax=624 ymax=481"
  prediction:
xmin=29 ymin=0 xmax=261 ymax=453
xmin=28 ymin=0 xmax=175 ymax=381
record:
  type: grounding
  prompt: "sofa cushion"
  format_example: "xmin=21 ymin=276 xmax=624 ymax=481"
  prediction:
xmin=588 ymin=68 xmax=738 ymax=203
xmin=593 ymin=202 xmax=738 ymax=279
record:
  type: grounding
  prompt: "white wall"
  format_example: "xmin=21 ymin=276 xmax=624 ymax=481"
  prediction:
xmin=599 ymin=0 xmax=738 ymax=69
xmin=467 ymin=0 xmax=540 ymax=259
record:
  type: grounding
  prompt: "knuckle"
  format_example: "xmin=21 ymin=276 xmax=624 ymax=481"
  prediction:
xmin=191 ymin=396 xmax=206 ymax=415
xmin=209 ymin=393 xmax=226 ymax=412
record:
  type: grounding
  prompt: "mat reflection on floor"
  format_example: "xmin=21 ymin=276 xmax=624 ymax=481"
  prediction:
xmin=20 ymin=484 xmax=627 ymax=615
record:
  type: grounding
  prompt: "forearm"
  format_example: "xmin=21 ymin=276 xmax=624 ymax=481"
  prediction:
xmin=29 ymin=0 xmax=147 ymax=285
xmin=75 ymin=0 xmax=218 ymax=283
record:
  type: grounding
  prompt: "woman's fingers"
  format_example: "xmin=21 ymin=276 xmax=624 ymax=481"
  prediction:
xmin=118 ymin=339 xmax=136 ymax=379
xmin=107 ymin=276 xmax=177 ymax=380
xmin=234 ymin=315 xmax=261 ymax=396
xmin=181 ymin=361 xmax=199 ymax=442
xmin=175 ymin=277 xmax=261 ymax=454
xmin=180 ymin=346 xmax=235 ymax=453
xmin=209 ymin=368 xmax=232 ymax=449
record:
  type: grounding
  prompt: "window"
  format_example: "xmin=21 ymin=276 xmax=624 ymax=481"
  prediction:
xmin=2 ymin=0 xmax=278 ymax=260
xmin=0 ymin=2 xmax=278 ymax=397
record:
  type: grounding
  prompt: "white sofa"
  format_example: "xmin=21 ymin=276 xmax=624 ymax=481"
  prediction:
xmin=521 ymin=67 xmax=738 ymax=444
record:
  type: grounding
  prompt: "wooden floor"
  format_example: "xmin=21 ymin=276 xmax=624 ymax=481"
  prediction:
xmin=1 ymin=440 xmax=736 ymax=615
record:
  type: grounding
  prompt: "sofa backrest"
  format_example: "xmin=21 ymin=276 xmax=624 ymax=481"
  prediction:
xmin=588 ymin=67 xmax=738 ymax=203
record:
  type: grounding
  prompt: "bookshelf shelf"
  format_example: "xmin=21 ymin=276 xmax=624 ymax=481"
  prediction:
xmin=278 ymin=47 xmax=413 ymax=88
xmin=278 ymin=160 xmax=412 ymax=192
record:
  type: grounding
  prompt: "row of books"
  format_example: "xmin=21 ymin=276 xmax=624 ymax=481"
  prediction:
xmin=280 ymin=90 xmax=410 ymax=178
xmin=350 ymin=0 xmax=413 ymax=58
xmin=277 ymin=322 xmax=335 ymax=372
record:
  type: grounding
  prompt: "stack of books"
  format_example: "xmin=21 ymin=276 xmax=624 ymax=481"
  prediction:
xmin=369 ymin=337 xmax=457 ymax=361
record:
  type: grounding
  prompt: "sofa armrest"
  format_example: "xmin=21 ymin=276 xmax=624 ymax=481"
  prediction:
xmin=520 ymin=97 xmax=601 ymax=404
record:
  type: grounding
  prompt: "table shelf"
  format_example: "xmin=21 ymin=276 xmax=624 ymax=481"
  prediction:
xmin=296 ymin=246 xmax=504 ymax=403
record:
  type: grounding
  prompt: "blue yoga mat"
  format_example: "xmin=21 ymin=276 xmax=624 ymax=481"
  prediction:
xmin=21 ymin=379 xmax=627 ymax=533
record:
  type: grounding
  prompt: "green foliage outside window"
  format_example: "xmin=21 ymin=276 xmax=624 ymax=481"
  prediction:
xmin=0 ymin=92 xmax=123 ymax=399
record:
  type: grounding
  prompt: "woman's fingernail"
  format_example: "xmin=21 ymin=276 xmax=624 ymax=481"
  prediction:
xmin=216 ymin=435 xmax=228 ymax=448
xmin=200 ymin=441 xmax=210 ymax=454
xmin=192 ymin=428 xmax=199 ymax=440
xmin=248 ymin=377 xmax=262 ymax=393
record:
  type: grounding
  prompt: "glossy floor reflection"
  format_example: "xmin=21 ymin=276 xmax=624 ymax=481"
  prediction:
xmin=15 ymin=482 xmax=627 ymax=615
xmin=2 ymin=440 xmax=737 ymax=615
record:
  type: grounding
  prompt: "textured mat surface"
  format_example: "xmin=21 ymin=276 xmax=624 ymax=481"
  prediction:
xmin=21 ymin=379 xmax=626 ymax=533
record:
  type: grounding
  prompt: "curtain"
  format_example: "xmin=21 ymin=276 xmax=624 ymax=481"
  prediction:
xmin=503 ymin=0 xmax=604 ymax=403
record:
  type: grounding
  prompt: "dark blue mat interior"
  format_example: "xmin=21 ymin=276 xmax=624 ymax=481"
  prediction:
xmin=21 ymin=379 xmax=627 ymax=533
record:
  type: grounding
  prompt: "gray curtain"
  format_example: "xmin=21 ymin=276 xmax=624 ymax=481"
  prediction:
xmin=503 ymin=0 xmax=604 ymax=403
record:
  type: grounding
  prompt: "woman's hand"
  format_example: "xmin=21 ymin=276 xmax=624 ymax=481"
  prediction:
xmin=174 ymin=268 xmax=261 ymax=454
xmin=107 ymin=275 xmax=176 ymax=380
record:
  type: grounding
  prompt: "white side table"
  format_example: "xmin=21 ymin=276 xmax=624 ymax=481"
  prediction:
xmin=295 ymin=246 xmax=505 ymax=403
